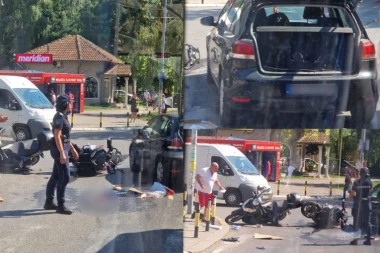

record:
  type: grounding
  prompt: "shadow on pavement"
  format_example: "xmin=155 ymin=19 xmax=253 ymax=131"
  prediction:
xmin=0 ymin=209 xmax=56 ymax=218
xmin=97 ymin=229 xmax=183 ymax=253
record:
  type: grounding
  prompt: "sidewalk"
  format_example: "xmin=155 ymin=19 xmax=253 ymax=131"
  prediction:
xmin=184 ymin=214 xmax=229 ymax=253
xmin=70 ymin=107 xmax=178 ymax=131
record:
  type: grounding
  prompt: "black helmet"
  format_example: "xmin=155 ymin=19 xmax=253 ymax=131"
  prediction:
xmin=56 ymin=94 xmax=70 ymax=112
xmin=360 ymin=167 xmax=370 ymax=178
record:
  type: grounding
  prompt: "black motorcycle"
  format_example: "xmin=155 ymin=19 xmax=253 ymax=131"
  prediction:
xmin=184 ymin=44 xmax=200 ymax=70
xmin=301 ymin=201 xmax=348 ymax=229
xmin=69 ymin=137 xmax=122 ymax=176
xmin=0 ymin=129 xmax=52 ymax=175
xmin=225 ymin=186 xmax=304 ymax=226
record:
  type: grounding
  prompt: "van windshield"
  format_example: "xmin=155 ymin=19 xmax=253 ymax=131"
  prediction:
xmin=226 ymin=156 xmax=259 ymax=175
xmin=13 ymin=88 xmax=54 ymax=109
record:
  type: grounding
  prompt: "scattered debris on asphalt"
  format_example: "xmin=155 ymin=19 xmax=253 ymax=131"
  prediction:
xmin=231 ymin=225 xmax=241 ymax=230
xmin=209 ymin=225 xmax=222 ymax=230
xmin=256 ymin=246 xmax=265 ymax=250
xmin=0 ymin=196 xmax=3 ymax=202
xmin=222 ymin=237 xmax=240 ymax=242
xmin=44 ymin=177 xmax=49 ymax=179
xmin=112 ymin=182 xmax=175 ymax=199
xmin=254 ymin=233 xmax=283 ymax=240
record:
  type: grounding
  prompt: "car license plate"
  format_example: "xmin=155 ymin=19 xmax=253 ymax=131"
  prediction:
xmin=286 ymin=83 xmax=337 ymax=96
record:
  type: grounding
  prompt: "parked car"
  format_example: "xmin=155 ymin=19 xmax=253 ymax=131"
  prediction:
xmin=201 ymin=0 xmax=378 ymax=128
xmin=129 ymin=114 xmax=184 ymax=191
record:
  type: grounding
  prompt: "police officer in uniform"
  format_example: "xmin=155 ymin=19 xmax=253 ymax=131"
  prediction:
xmin=43 ymin=95 xmax=79 ymax=214
xmin=344 ymin=167 xmax=373 ymax=245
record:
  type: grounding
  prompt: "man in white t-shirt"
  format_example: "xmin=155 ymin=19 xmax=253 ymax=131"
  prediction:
xmin=195 ymin=163 xmax=225 ymax=217
xmin=286 ymin=165 xmax=296 ymax=186
xmin=144 ymin=90 xmax=150 ymax=110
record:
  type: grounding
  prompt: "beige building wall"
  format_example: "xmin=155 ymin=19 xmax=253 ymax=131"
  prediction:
xmin=25 ymin=60 xmax=113 ymax=105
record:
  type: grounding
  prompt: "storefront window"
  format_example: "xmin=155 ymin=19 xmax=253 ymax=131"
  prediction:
xmin=85 ymin=77 xmax=99 ymax=98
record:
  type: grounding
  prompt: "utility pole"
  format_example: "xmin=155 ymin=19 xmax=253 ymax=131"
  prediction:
xmin=113 ymin=0 xmax=121 ymax=103
xmin=359 ymin=129 xmax=367 ymax=164
xmin=338 ymin=129 xmax=343 ymax=178
xmin=158 ymin=0 xmax=168 ymax=114
xmin=187 ymin=129 xmax=197 ymax=214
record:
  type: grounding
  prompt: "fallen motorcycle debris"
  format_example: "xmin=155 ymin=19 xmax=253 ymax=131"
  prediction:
xmin=254 ymin=233 xmax=283 ymax=240
xmin=222 ymin=237 xmax=240 ymax=242
xmin=0 ymin=196 xmax=3 ymax=202
xmin=256 ymin=246 xmax=265 ymax=250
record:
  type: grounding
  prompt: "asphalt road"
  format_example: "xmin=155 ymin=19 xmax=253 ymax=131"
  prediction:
xmin=184 ymin=3 xmax=380 ymax=129
xmin=0 ymin=130 xmax=183 ymax=253
xmin=205 ymin=198 xmax=380 ymax=253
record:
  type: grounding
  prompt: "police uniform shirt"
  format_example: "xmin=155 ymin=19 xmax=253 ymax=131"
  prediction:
xmin=52 ymin=112 xmax=71 ymax=140
xmin=353 ymin=178 xmax=372 ymax=201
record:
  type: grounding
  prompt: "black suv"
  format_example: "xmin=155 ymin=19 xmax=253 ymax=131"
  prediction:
xmin=129 ymin=114 xmax=184 ymax=191
xmin=201 ymin=0 xmax=378 ymax=128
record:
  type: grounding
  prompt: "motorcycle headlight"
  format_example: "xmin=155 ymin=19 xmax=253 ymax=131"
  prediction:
xmin=252 ymin=197 xmax=262 ymax=206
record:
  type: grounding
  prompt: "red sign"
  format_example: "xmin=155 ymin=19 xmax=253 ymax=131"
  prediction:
xmin=15 ymin=54 xmax=53 ymax=64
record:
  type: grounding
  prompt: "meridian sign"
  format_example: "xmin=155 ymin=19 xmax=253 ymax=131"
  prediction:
xmin=15 ymin=54 xmax=53 ymax=64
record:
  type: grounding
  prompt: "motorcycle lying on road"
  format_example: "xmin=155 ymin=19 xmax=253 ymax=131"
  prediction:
xmin=225 ymin=186 xmax=304 ymax=226
xmin=0 ymin=128 xmax=52 ymax=175
xmin=184 ymin=44 xmax=200 ymax=70
xmin=69 ymin=137 xmax=122 ymax=176
xmin=301 ymin=201 xmax=348 ymax=229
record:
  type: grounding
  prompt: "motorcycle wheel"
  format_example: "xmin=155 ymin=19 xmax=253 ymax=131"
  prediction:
xmin=225 ymin=214 xmax=243 ymax=224
xmin=278 ymin=212 xmax=287 ymax=221
xmin=31 ymin=156 xmax=40 ymax=166
xmin=301 ymin=202 xmax=322 ymax=218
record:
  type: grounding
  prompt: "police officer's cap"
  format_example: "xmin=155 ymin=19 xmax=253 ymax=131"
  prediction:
xmin=56 ymin=94 xmax=70 ymax=112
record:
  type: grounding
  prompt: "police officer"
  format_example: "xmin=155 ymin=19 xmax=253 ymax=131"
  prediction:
xmin=43 ymin=95 xmax=79 ymax=214
xmin=344 ymin=167 xmax=373 ymax=245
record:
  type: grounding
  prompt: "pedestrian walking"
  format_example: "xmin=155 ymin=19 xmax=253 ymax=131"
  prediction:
xmin=286 ymin=165 xmax=296 ymax=186
xmin=144 ymin=89 xmax=150 ymax=110
xmin=195 ymin=162 xmax=225 ymax=221
xmin=343 ymin=167 xmax=352 ymax=199
xmin=160 ymin=94 xmax=166 ymax=114
xmin=129 ymin=92 xmax=139 ymax=122
xmin=44 ymin=95 xmax=79 ymax=215
xmin=46 ymin=88 xmax=56 ymax=106
xmin=152 ymin=92 xmax=158 ymax=111
xmin=344 ymin=167 xmax=373 ymax=245
xmin=266 ymin=160 xmax=271 ymax=181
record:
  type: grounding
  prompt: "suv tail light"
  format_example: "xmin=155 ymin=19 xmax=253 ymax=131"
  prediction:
xmin=232 ymin=40 xmax=255 ymax=60
xmin=361 ymin=39 xmax=376 ymax=60
xmin=168 ymin=137 xmax=183 ymax=150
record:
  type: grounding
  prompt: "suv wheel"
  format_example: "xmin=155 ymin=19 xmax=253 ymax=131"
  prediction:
xmin=14 ymin=126 xmax=31 ymax=141
xmin=156 ymin=159 xmax=169 ymax=186
xmin=350 ymin=101 xmax=375 ymax=128
xmin=224 ymin=189 xmax=242 ymax=207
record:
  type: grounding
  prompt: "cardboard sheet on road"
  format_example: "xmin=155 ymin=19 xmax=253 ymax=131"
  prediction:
xmin=254 ymin=233 xmax=283 ymax=240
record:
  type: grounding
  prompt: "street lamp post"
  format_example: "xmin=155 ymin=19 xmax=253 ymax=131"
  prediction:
xmin=158 ymin=0 xmax=168 ymax=114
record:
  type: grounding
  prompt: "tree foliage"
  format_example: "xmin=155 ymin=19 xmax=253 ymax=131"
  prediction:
xmin=0 ymin=0 xmax=116 ymax=68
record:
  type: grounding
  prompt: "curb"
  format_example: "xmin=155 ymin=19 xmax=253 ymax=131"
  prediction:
xmin=184 ymin=216 xmax=230 ymax=253
xmin=185 ymin=4 xmax=225 ymax=7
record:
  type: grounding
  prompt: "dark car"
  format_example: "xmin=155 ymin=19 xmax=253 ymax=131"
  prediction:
xmin=201 ymin=0 xmax=378 ymax=128
xmin=129 ymin=114 xmax=184 ymax=192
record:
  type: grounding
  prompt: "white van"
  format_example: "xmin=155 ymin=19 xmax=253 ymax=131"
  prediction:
xmin=184 ymin=143 xmax=273 ymax=206
xmin=0 ymin=76 xmax=55 ymax=141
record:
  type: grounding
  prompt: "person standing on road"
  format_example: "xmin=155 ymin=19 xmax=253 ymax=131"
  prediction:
xmin=44 ymin=95 xmax=79 ymax=215
xmin=344 ymin=167 xmax=373 ymax=245
xmin=144 ymin=89 xmax=150 ymax=110
xmin=195 ymin=162 xmax=225 ymax=220
xmin=343 ymin=167 xmax=352 ymax=199
xmin=286 ymin=164 xmax=296 ymax=186
xmin=0 ymin=114 xmax=9 ymax=123
xmin=129 ymin=92 xmax=139 ymax=122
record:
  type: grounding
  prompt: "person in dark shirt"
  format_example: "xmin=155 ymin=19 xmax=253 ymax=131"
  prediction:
xmin=344 ymin=167 xmax=373 ymax=245
xmin=43 ymin=95 xmax=79 ymax=215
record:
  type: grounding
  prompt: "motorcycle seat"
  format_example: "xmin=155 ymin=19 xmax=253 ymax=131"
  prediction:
xmin=4 ymin=140 xmax=40 ymax=156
